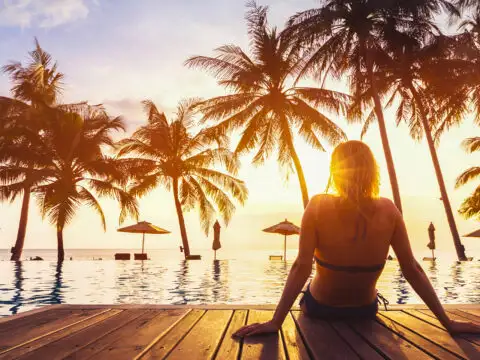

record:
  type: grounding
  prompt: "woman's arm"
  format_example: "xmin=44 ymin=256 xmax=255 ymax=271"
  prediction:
xmin=233 ymin=196 xmax=319 ymax=337
xmin=390 ymin=203 xmax=480 ymax=334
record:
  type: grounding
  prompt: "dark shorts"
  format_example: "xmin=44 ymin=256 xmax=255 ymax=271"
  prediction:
xmin=299 ymin=283 xmax=379 ymax=320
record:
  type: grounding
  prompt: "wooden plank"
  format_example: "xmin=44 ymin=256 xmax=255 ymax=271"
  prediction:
xmin=349 ymin=316 xmax=432 ymax=359
xmin=461 ymin=309 xmax=480 ymax=318
xmin=241 ymin=310 xmax=286 ymax=360
xmin=0 ymin=309 xmax=121 ymax=360
xmin=92 ymin=309 xmax=189 ymax=359
xmin=16 ymin=309 xmax=148 ymax=360
xmin=214 ymin=310 xmax=247 ymax=360
xmin=330 ymin=322 xmax=384 ymax=360
xmin=377 ymin=314 xmax=458 ymax=360
xmin=382 ymin=310 xmax=480 ymax=359
xmin=166 ymin=310 xmax=232 ymax=360
xmin=0 ymin=309 xmax=109 ymax=353
xmin=65 ymin=310 xmax=168 ymax=360
xmin=139 ymin=309 xmax=205 ymax=360
xmin=408 ymin=310 xmax=480 ymax=346
xmin=292 ymin=311 xmax=358 ymax=360
xmin=281 ymin=312 xmax=311 ymax=360
xmin=451 ymin=309 xmax=480 ymax=323
xmin=0 ymin=308 xmax=85 ymax=337
xmin=0 ymin=306 xmax=60 ymax=325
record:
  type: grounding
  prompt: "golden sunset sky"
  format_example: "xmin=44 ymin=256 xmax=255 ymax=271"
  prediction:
xmin=0 ymin=0 xmax=479 ymax=257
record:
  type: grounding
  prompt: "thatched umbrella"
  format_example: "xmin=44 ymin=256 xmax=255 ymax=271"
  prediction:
xmin=117 ymin=221 xmax=170 ymax=254
xmin=263 ymin=218 xmax=300 ymax=261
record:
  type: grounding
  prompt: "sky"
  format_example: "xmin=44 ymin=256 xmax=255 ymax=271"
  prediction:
xmin=0 ymin=0 xmax=479 ymax=258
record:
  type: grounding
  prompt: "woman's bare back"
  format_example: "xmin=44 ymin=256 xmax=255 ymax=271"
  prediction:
xmin=309 ymin=194 xmax=398 ymax=306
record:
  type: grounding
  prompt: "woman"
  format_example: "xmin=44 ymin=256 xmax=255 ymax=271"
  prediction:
xmin=234 ymin=140 xmax=480 ymax=337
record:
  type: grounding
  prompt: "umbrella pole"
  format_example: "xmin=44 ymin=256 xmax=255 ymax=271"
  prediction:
xmin=214 ymin=250 xmax=216 ymax=261
xmin=432 ymin=249 xmax=435 ymax=261
xmin=284 ymin=235 xmax=287 ymax=261
xmin=142 ymin=232 xmax=145 ymax=254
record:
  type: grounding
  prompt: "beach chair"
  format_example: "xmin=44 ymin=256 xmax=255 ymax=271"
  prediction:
xmin=134 ymin=253 xmax=148 ymax=260
xmin=269 ymin=255 xmax=283 ymax=260
xmin=114 ymin=253 xmax=130 ymax=260
xmin=186 ymin=255 xmax=201 ymax=260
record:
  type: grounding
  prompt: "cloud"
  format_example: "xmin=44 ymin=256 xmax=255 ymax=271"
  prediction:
xmin=0 ymin=0 xmax=90 ymax=28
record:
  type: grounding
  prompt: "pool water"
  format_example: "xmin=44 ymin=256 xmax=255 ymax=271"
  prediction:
xmin=1 ymin=255 xmax=479 ymax=317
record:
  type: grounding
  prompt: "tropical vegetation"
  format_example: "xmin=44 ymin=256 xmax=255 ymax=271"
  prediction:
xmin=116 ymin=99 xmax=248 ymax=259
xmin=185 ymin=2 xmax=349 ymax=209
xmin=1 ymin=1 xmax=480 ymax=261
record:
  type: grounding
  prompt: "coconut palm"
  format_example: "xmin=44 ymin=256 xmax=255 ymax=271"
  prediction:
xmin=116 ymin=99 xmax=248 ymax=259
xmin=359 ymin=26 xmax=468 ymax=260
xmin=185 ymin=2 xmax=348 ymax=209
xmin=284 ymin=0 xmax=457 ymax=213
xmin=1 ymin=104 xmax=139 ymax=262
xmin=0 ymin=38 xmax=63 ymax=261
xmin=456 ymin=137 xmax=480 ymax=219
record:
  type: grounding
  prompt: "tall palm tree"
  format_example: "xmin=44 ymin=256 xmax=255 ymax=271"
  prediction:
xmin=361 ymin=27 xmax=468 ymax=260
xmin=185 ymin=2 xmax=348 ymax=209
xmin=116 ymin=99 xmax=248 ymax=259
xmin=284 ymin=0 xmax=457 ymax=213
xmin=1 ymin=104 xmax=139 ymax=262
xmin=0 ymin=38 xmax=63 ymax=261
xmin=456 ymin=137 xmax=480 ymax=219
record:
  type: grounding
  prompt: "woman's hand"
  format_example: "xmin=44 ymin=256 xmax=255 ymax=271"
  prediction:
xmin=232 ymin=320 xmax=280 ymax=338
xmin=447 ymin=319 xmax=480 ymax=335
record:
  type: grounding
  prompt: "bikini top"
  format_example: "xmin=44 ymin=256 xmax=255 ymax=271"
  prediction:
xmin=314 ymin=255 xmax=385 ymax=273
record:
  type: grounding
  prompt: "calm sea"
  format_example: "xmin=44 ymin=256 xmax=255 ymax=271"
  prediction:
xmin=0 ymin=249 xmax=479 ymax=317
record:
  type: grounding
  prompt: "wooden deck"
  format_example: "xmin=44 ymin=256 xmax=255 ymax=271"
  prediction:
xmin=0 ymin=305 xmax=479 ymax=359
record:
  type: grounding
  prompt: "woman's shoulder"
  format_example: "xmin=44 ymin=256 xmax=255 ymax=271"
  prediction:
xmin=309 ymin=194 xmax=400 ymax=213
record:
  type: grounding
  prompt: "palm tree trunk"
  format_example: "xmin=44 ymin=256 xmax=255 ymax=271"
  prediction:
xmin=366 ymin=53 xmax=403 ymax=214
xmin=289 ymin=143 xmax=309 ymax=209
xmin=172 ymin=178 xmax=191 ymax=258
xmin=57 ymin=229 xmax=65 ymax=263
xmin=10 ymin=187 xmax=30 ymax=261
xmin=409 ymin=85 xmax=468 ymax=261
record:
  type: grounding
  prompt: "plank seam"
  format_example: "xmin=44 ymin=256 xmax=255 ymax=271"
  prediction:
xmin=0 ymin=308 xmax=115 ymax=356
xmin=289 ymin=311 xmax=319 ymax=360
xmin=346 ymin=322 xmax=389 ymax=360
xmin=375 ymin=314 xmax=452 ymax=360
xmin=403 ymin=310 xmax=480 ymax=347
xmin=236 ymin=309 xmax=249 ymax=360
xmin=381 ymin=311 xmax=466 ymax=359
xmin=132 ymin=309 xmax=193 ymax=360
xmin=211 ymin=310 xmax=235 ymax=360
xmin=63 ymin=309 xmax=150 ymax=358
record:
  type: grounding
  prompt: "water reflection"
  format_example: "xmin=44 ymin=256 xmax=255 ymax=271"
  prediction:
xmin=0 ymin=258 xmax=479 ymax=316
xmin=49 ymin=262 xmax=64 ymax=304
xmin=9 ymin=261 xmax=24 ymax=315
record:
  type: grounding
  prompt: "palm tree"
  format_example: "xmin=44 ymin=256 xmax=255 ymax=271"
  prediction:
xmin=116 ymin=99 xmax=248 ymax=259
xmin=1 ymin=104 xmax=139 ymax=262
xmin=456 ymin=137 xmax=480 ymax=219
xmin=185 ymin=1 xmax=348 ymax=209
xmin=284 ymin=0 xmax=457 ymax=213
xmin=0 ymin=38 xmax=63 ymax=261
xmin=361 ymin=26 xmax=468 ymax=260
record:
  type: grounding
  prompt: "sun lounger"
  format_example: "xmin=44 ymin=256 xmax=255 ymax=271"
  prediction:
xmin=114 ymin=253 xmax=130 ymax=260
xmin=269 ymin=255 xmax=283 ymax=260
xmin=186 ymin=255 xmax=201 ymax=260
xmin=134 ymin=253 xmax=148 ymax=260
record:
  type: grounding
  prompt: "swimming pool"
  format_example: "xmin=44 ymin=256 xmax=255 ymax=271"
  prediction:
xmin=1 ymin=254 xmax=478 ymax=316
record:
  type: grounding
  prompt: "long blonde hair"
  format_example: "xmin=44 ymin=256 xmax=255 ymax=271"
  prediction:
xmin=326 ymin=140 xmax=380 ymax=205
